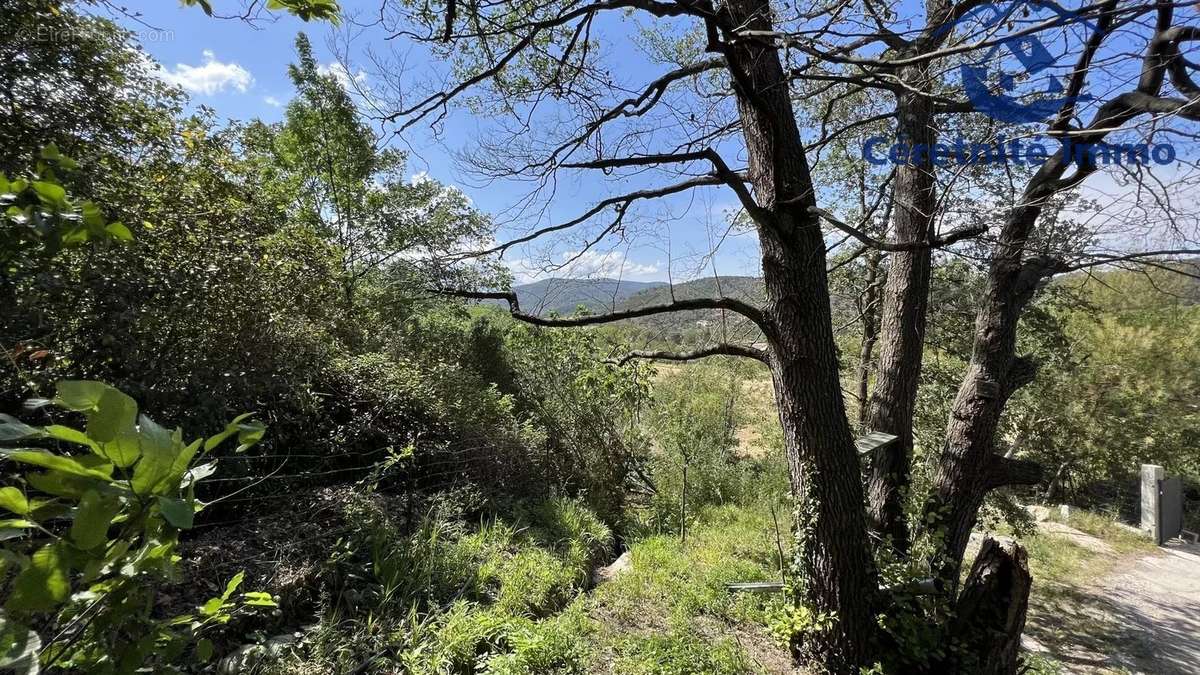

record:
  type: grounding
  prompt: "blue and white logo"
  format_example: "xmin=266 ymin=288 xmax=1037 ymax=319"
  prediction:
xmin=861 ymin=1 xmax=1178 ymax=166
xmin=952 ymin=0 xmax=1096 ymax=123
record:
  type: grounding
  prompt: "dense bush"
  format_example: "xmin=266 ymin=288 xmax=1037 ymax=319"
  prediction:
xmin=257 ymin=496 xmax=612 ymax=674
xmin=0 ymin=382 xmax=273 ymax=673
xmin=0 ymin=2 xmax=650 ymax=534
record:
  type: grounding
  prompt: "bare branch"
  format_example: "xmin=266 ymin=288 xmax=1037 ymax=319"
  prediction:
xmin=1063 ymin=249 xmax=1200 ymax=273
xmin=481 ymin=175 xmax=725 ymax=257
xmin=437 ymin=288 xmax=768 ymax=330
xmin=388 ymin=0 xmax=704 ymax=130
xmin=808 ymin=206 xmax=985 ymax=251
xmin=608 ymin=343 xmax=769 ymax=365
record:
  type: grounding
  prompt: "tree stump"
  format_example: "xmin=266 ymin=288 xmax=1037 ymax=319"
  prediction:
xmin=944 ymin=537 xmax=1032 ymax=675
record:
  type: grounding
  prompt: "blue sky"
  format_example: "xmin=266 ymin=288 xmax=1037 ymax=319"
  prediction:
xmin=107 ymin=1 xmax=764 ymax=284
xmin=107 ymin=1 xmax=1197 ymax=284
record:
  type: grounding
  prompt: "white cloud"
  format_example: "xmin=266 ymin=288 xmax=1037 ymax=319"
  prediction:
xmin=567 ymin=250 xmax=660 ymax=278
xmin=263 ymin=95 xmax=283 ymax=107
xmin=318 ymin=62 xmax=368 ymax=91
xmin=159 ymin=50 xmax=253 ymax=95
xmin=507 ymin=249 xmax=661 ymax=283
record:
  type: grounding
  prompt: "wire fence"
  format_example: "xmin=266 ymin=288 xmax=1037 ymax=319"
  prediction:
xmin=193 ymin=432 xmax=551 ymax=532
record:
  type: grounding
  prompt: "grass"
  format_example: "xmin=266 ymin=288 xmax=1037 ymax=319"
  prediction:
xmin=587 ymin=501 xmax=794 ymax=674
xmin=254 ymin=496 xmax=790 ymax=674
xmin=1057 ymin=509 xmax=1158 ymax=555
xmin=256 ymin=497 xmax=613 ymax=674
xmin=254 ymin=485 xmax=1156 ymax=675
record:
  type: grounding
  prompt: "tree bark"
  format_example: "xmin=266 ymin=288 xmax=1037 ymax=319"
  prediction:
xmin=941 ymin=537 xmax=1032 ymax=675
xmin=856 ymin=249 xmax=882 ymax=429
xmin=720 ymin=1 xmax=878 ymax=668
xmin=865 ymin=63 xmax=939 ymax=555
xmin=925 ymin=0 xmax=1173 ymax=579
xmin=924 ymin=202 xmax=1055 ymax=581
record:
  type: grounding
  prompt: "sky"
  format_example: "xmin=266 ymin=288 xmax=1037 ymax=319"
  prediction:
xmin=104 ymin=1 xmax=1198 ymax=284
xmin=105 ymin=0 xmax=764 ymax=285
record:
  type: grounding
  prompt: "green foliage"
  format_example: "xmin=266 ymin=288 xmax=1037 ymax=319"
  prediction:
xmin=260 ymin=497 xmax=609 ymax=674
xmin=182 ymin=0 xmax=341 ymax=22
xmin=641 ymin=360 xmax=770 ymax=535
xmin=597 ymin=502 xmax=786 ymax=624
xmin=272 ymin=33 xmax=500 ymax=323
xmin=1 ymin=145 xmax=130 ymax=277
xmin=766 ymin=603 xmax=836 ymax=646
xmin=0 ymin=382 xmax=272 ymax=673
xmin=1015 ymin=283 xmax=1200 ymax=488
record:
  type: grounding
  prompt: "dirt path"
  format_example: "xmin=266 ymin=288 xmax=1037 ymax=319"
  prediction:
xmin=1090 ymin=540 xmax=1200 ymax=674
xmin=1024 ymin=529 xmax=1200 ymax=674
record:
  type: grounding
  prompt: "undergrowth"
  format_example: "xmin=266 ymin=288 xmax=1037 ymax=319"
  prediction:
xmin=253 ymin=496 xmax=791 ymax=674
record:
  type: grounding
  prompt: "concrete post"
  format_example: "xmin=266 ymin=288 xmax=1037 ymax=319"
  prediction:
xmin=1140 ymin=464 xmax=1164 ymax=542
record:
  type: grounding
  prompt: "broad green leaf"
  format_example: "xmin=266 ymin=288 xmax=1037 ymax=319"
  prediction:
xmin=55 ymin=381 xmax=109 ymax=412
xmin=235 ymin=420 xmax=267 ymax=453
xmin=222 ymin=571 xmax=245 ymax=601
xmin=101 ymin=428 xmax=142 ymax=468
xmin=31 ymin=181 xmax=66 ymax=208
xmin=157 ymin=496 xmax=195 ymax=529
xmin=199 ymin=597 xmax=224 ymax=616
xmin=0 ymin=488 xmax=29 ymax=516
xmin=0 ymin=449 xmax=112 ymax=481
xmin=241 ymin=591 xmax=277 ymax=607
xmin=104 ymin=221 xmax=132 ymax=241
xmin=81 ymin=202 xmax=104 ymax=227
xmin=59 ymin=225 xmax=90 ymax=245
xmin=169 ymin=439 xmax=203 ymax=483
xmin=6 ymin=543 xmax=69 ymax=612
xmin=130 ymin=415 xmax=178 ymax=495
xmin=86 ymin=387 xmax=137 ymax=443
xmin=195 ymin=638 xmax=214 ymax=663
xmin=0 ymin=519 xmax=35 ymax=529
xmin=43 ymin=425 xmax=97 ymax=451
xmin=0 ymin=415 xmax=43 ymax=442
xmin=202 ymin=413 xmax=255 ymax=452
xmin=0 ymin=519 xmax=35 ymax=542
xmin=26 ymin=501 xmax=67 ymax=522
xmin=71 ymin=490 xmax=120 ymax=550
xmin=25 ymin=471 xmax=106 ymax=499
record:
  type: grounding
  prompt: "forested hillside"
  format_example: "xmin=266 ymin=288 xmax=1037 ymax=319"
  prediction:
xmin=491 ymin=278 xmax=666 ymax=316
xmin=2 ymin=1 xmax=1199 ymax=674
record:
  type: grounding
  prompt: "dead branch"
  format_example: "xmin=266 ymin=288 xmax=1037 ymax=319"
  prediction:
xmin=608 ymin=343 xmax=769 ymax=365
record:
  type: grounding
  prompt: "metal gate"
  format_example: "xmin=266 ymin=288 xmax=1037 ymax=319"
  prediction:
xmin=1158 ymin=476 xmax=1183 ymax=544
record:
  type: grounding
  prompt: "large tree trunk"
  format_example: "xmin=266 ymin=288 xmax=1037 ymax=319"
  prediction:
xmin=864 ymin=75 xmax=938 ymax=554
xmin=925 ymin=201 xmax=1051 ymax=580
xmin=855 ymin=249 xmax=882 ymax=429
xmin=720 ymin=1 xmax=878 ymax=668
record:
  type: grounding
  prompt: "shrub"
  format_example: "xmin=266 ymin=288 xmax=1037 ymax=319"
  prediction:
xmin=0 ymin=381 xmax=273 ymax=673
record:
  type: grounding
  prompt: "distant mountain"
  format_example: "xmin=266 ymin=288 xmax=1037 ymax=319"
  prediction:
xmin=612 ymin=275 xmax=861 ymax=346
xmin=613 ymin=276 xmax=767 ymax=345
xmin=502 ymin=278 xmax=667 ymax=316
xmin=486 ymin=274 xmax=866 ymax=348
xmin=617 ymin=276 xmax=765 ymax=310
